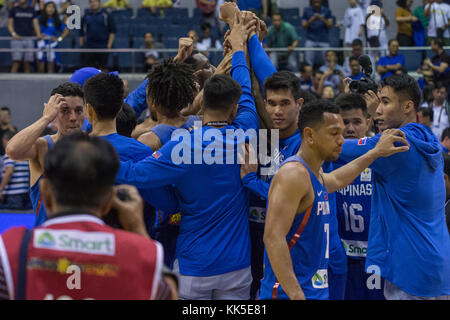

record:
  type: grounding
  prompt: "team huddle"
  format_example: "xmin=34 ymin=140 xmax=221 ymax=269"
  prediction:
xmin=0 ymin=3 xmax=449 ymax=301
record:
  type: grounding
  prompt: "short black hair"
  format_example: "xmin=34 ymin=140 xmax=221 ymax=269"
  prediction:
xmin=203 ymin=74 xmax=242 ymax=111
xmin=396 ymin=0 xmax=408 ymax=8
xmin=352 ymin=39 xmax=363 ymax=47
xmin=298 ymin=99 xmax=341 ymax=137
xmin=299 ymin=62 xmax=312 ymax=73
xmin=433 ymin=81 xmax=447 ymax=91
xmin=432 ymin=37 xmax=444 ymax=49
xmin=264 ymin=71 xmax=301 ymax=101
xmin=380 ymin=74 xmax=422 ymax=111
xmin=116 ymin=103 xmax=137 ymax=137
xmin=335 ymin=93 xmax=368 ymax=117
xmin=44 ymin=132 xmax=119 ymax=209
xmin=2 ymin=131 xmax=15 ymax=141
xmin=0 ymin=106 xmax=11 ymax=114
xmin=418 ymin=106 xmax=434 ymax=122
xmin=84 ymin=73 xmax=124 ymax=120
xmin=349 ymin=56 xmax=359 ymax=64
xmin=146 ymin=59 xmax=196 ymax=117
xmin=313 ymin=69 xmax=324 ymax=77
xmin=50 ymin=82 xmax=84 ymax=99
xmin=299 ymin=89 xmax=318 ymax=105
xmin=442 ymin=127 xmax=450 ymax=142
xmin=388 ymin=39 xmax=399 ymax=46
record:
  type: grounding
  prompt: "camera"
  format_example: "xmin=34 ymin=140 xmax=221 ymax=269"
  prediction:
xmin=103 ymin=188 xmax=132 ymax=229
xmin=349 ymin=55 xmax=378 ymax=95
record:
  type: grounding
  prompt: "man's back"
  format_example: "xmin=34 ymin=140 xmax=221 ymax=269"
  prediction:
xmin=0 ymin=214 xmax=163 ymax=300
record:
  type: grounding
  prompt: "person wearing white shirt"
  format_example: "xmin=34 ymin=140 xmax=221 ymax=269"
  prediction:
xmin=343 ymin=0 xmax=365 ymax=46
xmin=366 ymin=3 xmax=389 ymax=60
xmin=430 ymin=83 xmax=450 ymax=139
xmin=425 ymin=0 xmax=450 ymax=45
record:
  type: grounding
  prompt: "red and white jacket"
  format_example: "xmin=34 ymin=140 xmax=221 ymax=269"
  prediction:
xmin=0 ymin=214 xmax=164 ymax=300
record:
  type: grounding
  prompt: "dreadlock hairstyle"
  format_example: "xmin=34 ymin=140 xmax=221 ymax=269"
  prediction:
xmin=146 ymin=58 xmax=196 ymax=118
xmin=39 ymin=1 xmax=62 ymax=31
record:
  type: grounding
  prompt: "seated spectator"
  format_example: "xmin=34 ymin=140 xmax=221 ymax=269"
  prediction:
xmin=319 ymin=50 xmax=344 ymax=95
xmin=0 ymin=132 xmax=178 ymax=300
xmin=322 ymin=84 xmax=336 ymax=100
xmin=343 ymin=0 xmax=364 ymax=47
xmin=0 ymin=131 xmax=32 ymax=210
xmin=348 ymin=56 xmax=365 ymax=80
xmin=265 ymin=13 xmax=298 ymax=72
xmin=301 ymin=0 xmax=333 ymax=68
xmin=366 ymin=1 xmax=389 ymax=60
xmin=103 ymin=0 xmax=131 ymax=10
xmin=142 ymin=32 xmax=164 ymax=72
xmin=418 ymin=58 xmax=436 ymax=89
xmin=8 ymin=0 xmax=43 ymax=73
xmin=376 ymin=39 xmax=405 ymax=80
xmin=311 ymin=69 xmax=324 ymax=97
xmin=196 ymin=22 xmax=223 ymax=53
xmin=343 ymin=39 xmax=375 ymax=77
xmin=299 ymin=62 xmax=313 ymax=91
xmin=0 ymin=106 xmax=18 ymax=155
xmin=36 ymin=1 xmax=68 ymax=73
xmin=418 ymin=106 xmax=433 ymax=129
xmin=425 ymin=38 xmax=450 ymax=92
xmin=236 ymin=0 xmax=268 ymax=20
xmin=395 ymin=0 xmax=417 ymax=46
xmin=141 ymin=0 xmax=173 ymax=16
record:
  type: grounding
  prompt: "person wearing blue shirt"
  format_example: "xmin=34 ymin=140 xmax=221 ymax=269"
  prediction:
xmin=36 ymin=1 xmax=68 ymax=73
xmin=339 ymin=74 xmax=450 ymax=299
xmin=301 ymin=0 xmax=333 ymax=67
xmin=348 ymin=56 xmax=365 ymax=81
xmin=376 ymin=39 xmax=405 ymax=80
xmin=260 ymin=99 xmax=409 ymax=300
xmin=115 ymin=15 xmax=260 ymax=299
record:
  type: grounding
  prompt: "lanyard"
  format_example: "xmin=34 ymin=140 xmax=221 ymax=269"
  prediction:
xmin=204 ymin=121 xmax=229 ymax=127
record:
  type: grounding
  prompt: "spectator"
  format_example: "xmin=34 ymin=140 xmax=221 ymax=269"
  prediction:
xmin=187 ymin=29 xmax=199 ymax=50
xmin=418 ymin=106 xmax=434 ymax=128
xmin=103 ymin=0 xmax=131 ymax=10
xmin=414 ymin=0 xmax=431 ymax=32
xmin=142 ymin=0 xmax=172 ymax=17
xmin=424 ymin=38 xmax=450 ymax=91
xmin=142 ymin=31 xmax=164 ymax=72
xmin=311 ymin=69 xmax=324 ymax=97
xmin=366 ymin=1 xmax=389 ymax=60
xmin=0 ymin=131 xmax=32 ymax=210
xmin=322 ymin=84 xmax=336 ymax=100
xmin=343 ymin=0 xmax=365 ymax=47
xmin=196 ymin=22 xmax=223 ymax=53
xmin=8 ymin=0 xmax=43 ymax=73
xmin=301 ymin=0 xmax=333 ymax=68
xmin=428 ymin=82 xmax=449 ymax=139
xmin=39 ymin=0 xmax=71 ymax=16
xmin=79 ymin=0 xmax=116 ymax=71
xmin=395 ymin=0 xmax=417 ymax=46
xmin=0 ymin=0 xmax=12 ymax=29
xmin=418 ymin=58 xmax=436 ymax=89
xmin=319 ymin=50 xmax=345 ymax=95
xmin=236 ymin=0 xmax=268 ymax=20
xmin=0 ymin=106 xmax=18 ymax=155
xmin=343 ymin=39 xmax=375 ymax=77
xmin=0 ymin=132 xmax=178 ymax=300
xmin=442 ymin=126 xmax=450 ymax=153
xmin=376 ymin=39 xmax=405 ymax=80
xmin=424 ymin=0 xmax=450 ymax=46
xmin=195 ymin=0 xmax=217 ymax=26
xmin=358 ymin=0 xmax=371 ymax=12
xmin=299 ymin=62 xmax=313 ymax=91
xmin=348 ymin=56 xmax=365 ymax=80
xmin=265 ymin=13 xmax=299 ymax=72
xmin=36 ymin=1 xmax=68 ymax=73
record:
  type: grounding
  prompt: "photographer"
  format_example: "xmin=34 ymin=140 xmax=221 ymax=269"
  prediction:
xmin=0 ymin=133 xmax=178 ymax=300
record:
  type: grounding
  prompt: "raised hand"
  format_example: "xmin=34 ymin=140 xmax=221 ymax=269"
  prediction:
xmin=174 ymin=37 xmax=194 ymax=63
xmin=42 ymin=94 xmax=64 ymax=123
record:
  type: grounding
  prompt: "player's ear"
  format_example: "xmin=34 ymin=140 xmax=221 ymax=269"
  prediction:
xmin=304 ymin=127 xmax=314 ymax=144
xmin=402 ymin=99 xmax=415 ymax=115
xmin=85 ymin=103 xmax=97 ymax=123
xmin=296 ymin=98 xmax=304 ymax=112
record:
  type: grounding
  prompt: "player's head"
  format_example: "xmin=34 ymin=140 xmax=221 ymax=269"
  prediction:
xmin=377 ymin=74 xmax=421 ymax=131
xmin=41 ymin=132 xmax=119 ymax=216
xmin=203 ymin=74 xmax=242 ymax=120
xmin=264 ymin=71 xmax=303 ymax=134
xmin=298 ymin=99 xmax=344 ymax=162
xmin=116 ymin=103 xmax=137 ymax=138
xmin=84 ymin=72 xmax=124 ymax=123
xmin=146 ymin=59 xmax=196 ymax=119
xmin=50 ymin=82 xmax=85 ymax=135
xmin=185 ymin=52 xmax=216 ymax=90
xmin=335 ymin=93 xmax=369 ymax=139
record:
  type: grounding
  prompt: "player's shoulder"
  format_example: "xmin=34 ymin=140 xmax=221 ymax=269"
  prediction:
xmin=276 ymin=161 xmax=310 ymax=186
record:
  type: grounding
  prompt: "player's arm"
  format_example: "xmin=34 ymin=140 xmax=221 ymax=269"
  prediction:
xmin=138 ymin=131 xmax=163 ymax=151
xmin=240 ymin=143 xmax=270 ymax=199
xmin=6 ymin=94 xmax=63 ymax=162
xmin=324 ymin=129 xmax=409 ymax=193
xmin=248 ymin=33 xmax=277 ymax=91
xmin=264 ymin=163 xmax=309 ymax=300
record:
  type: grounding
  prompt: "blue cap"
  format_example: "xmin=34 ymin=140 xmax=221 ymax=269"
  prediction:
xmin=70 ymin=67 xmax=119 ymax=86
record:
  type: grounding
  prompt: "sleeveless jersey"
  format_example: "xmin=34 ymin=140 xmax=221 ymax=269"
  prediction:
xmin=259 ymin=156 xmax=331 ymax=300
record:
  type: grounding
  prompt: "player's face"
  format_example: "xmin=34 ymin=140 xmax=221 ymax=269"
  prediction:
xmin=340 ymin=108 xmax=369 ymax=139
xmin=313 ymin=112 xmax=345 ymax=162
xmin=265 ymin=89 xmax=302 ymax=132
xmin=56 ymin=96 xmax=85 ymax=135
xmin=376 ymin=86 xmax=407 ymax=131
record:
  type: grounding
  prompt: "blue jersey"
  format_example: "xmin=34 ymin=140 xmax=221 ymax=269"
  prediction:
xmin=339 ymin=123 xmax=450 ymax=297
xmin=150 ymin=115 xmax=200 ymax=147
xmin=334 ymin=159 xmax=372 ymax=260
xmin=259 ymin=156 xmax=331 ymax=300
xmin=30 ymin=135 xmax=54 ymax=226
xmin=115 ymin=50 xmax=259 ymax=277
